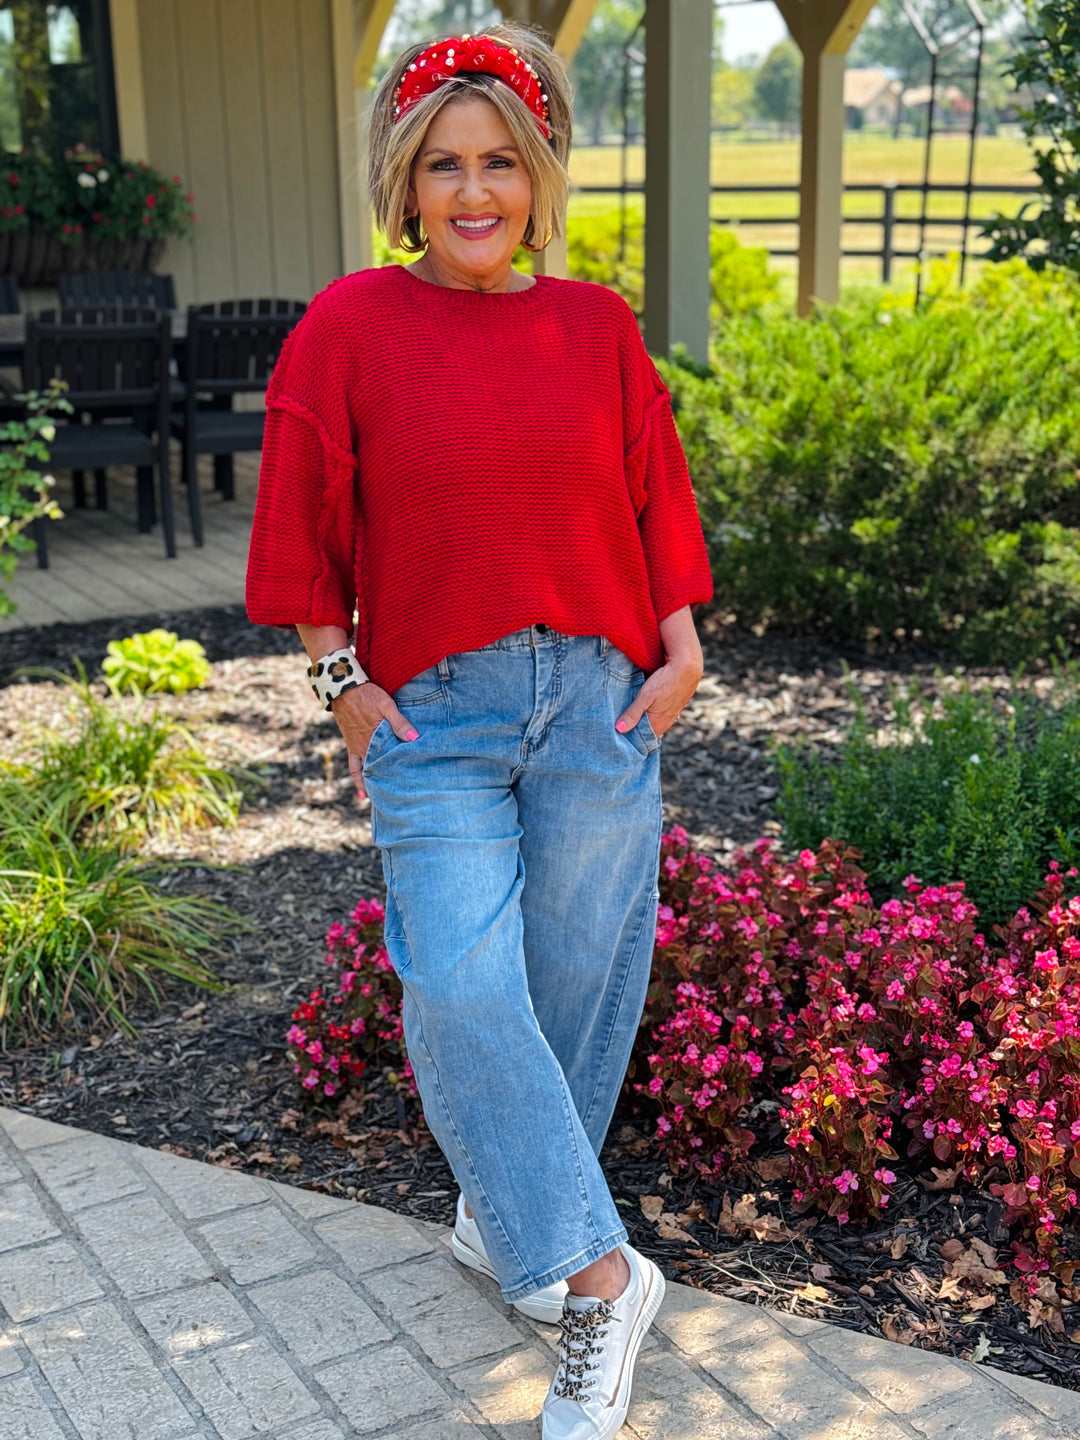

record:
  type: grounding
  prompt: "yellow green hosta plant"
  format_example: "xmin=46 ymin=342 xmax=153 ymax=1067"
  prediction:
xmin=102 ymin=628 xmax=211 ymax=695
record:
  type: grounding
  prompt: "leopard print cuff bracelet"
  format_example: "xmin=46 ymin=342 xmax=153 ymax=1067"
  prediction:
xmin=309 ymin=648 xmax=370 ymax=711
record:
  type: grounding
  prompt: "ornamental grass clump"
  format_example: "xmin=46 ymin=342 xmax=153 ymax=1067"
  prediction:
xmin=286 ymin=898 xmax=417 ymax=1105
xmin=0 ymin=784 xmax=229 ymax=1040
xmin=7 ymin=664 xmax=247 ymax=843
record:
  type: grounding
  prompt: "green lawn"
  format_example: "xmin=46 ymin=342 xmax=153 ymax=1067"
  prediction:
xmin=568 ymin=132 xmax=1039 ymax=289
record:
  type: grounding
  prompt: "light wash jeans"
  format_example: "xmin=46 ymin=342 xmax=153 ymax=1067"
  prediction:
xmin=361 ymin=625 xmax=663 ymax=1304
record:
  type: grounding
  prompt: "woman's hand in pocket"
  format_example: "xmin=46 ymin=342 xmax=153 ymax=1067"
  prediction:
xmin=614 ymin=655 xmax=703 ymax=738
xmin=330 ymin=685 xmax=419 ymax=802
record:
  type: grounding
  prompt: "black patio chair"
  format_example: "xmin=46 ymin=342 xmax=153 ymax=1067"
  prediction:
xmin=22 ymin=309 xmax=176 ymax=564
xmin=0 ymin=275 xmax=21 ymax=314
xmin=58 ymin=270 xmax=177 ymax=311
xmin=34 ymin=304 xmax=178 ymax=513
xmin=171 ymin=298 xmax=306 ymax=547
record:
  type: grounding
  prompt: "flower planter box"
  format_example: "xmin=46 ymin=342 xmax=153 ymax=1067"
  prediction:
xmin=0 ymin=226 xmax=166 ymax=288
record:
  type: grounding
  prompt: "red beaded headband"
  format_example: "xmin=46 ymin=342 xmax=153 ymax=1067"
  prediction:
xmin=392 ymin=33 xmax=551 ymax=140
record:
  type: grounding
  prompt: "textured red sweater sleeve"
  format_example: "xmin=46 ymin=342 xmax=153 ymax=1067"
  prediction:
xmin=618 ymin=305 xmax=715 ymax=624
xmin=245 ymin=286 xmax=359 ymax=632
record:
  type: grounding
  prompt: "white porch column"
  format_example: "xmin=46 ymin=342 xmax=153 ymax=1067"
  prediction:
xmin=643 ymin=0 xmax=712 ymax=362
xmin=775 ymin=0 xmax=877 ymax=315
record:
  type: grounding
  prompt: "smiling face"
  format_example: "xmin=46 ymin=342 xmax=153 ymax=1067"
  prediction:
xmin=406 ymin=95 xmax=535 ymax=290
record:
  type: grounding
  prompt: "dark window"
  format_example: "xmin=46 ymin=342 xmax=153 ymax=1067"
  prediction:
xmin=0 ymin=1 xmax=119 ymax=159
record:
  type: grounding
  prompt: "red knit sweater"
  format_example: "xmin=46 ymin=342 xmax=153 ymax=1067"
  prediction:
xmin=246 ymin=264 xmax=714 ymax=696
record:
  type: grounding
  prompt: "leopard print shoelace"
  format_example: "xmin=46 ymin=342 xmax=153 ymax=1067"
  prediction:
xmin=551 ymin=1297 xmax=619 ymax=1401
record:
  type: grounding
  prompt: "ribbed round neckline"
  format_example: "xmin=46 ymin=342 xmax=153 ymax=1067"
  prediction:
xmin=387 ymin=263 xmax=554 ymax=305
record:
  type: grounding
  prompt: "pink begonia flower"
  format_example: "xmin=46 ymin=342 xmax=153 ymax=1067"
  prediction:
xmin=835 ymin=1169 xmax=859 ymax=1194
xmin=873 ymin=1168 xmax=897 ymax=1184
xmin=885 ymin=980 xmax=905 ymax=1002
xmin=1034 ymin=949 xmax=1059 ymax=973
xmin=799 ymin=849 xmax=817 ymax=868
xmin=656 ymin=1115 xmax=672 ymax=1133
xmin=302 ymin=1072 xmax=319 ymax=1089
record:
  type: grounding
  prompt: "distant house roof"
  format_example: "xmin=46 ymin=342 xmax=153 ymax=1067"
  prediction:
xmin=844 ymin=68 xmax=900 ymax=110
xmin=901 ymin=82 xmax=968 ymax=108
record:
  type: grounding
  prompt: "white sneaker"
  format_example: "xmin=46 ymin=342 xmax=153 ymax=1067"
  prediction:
xmin=450 ymin=1191 xmax=569 ymax=1324
xmin=541 ymin=1242 xmax=665 ymax=1440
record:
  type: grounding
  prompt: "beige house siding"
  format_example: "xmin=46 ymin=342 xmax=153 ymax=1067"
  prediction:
xmin=131 ymin=0 xmax=344 ymax=307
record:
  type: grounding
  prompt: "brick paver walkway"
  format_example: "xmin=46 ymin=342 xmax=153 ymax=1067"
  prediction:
xmin=1 ymin=1107 xmax=1077 ymax=1439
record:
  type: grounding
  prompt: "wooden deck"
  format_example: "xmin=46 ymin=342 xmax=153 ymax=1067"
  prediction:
xmin=0 ymin=451 xmax=260 ymax=633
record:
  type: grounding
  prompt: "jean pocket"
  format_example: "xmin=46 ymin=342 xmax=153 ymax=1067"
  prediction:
xmin=602 ymin=640 xmax=645 ymax=685
xmin=638 ymin=705 xmax=661 ymax=754
xmin=362 ymin=716 xmax=393 ymax=772
xmin=391 ymin=662 xmax=446 ymax=707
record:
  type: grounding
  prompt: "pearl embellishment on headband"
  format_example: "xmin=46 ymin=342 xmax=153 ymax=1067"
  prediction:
xmin=391 ymin=33 xmax=552 ymax=139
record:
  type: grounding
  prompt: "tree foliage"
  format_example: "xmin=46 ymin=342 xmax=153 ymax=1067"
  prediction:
xmin=753 ymin=40 xmax=801 ymax=129
xmin=983 ymin=0 xmax=1080 ymax=274
xmin=569 ymin=0 xmax=642 ymax=144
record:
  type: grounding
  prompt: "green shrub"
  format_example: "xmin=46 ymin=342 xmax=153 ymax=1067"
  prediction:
xmin=0 ymin=785 xmax=231 ymax=1040
xmin=565 ymin=214 xmax=779 ymax=321
xmin=0 ymin=381 xmax=73 ymax=619
xmin=6 ymin=666 xmax=247 ymax=842
xmin=774 ymin=669 xmax=1080 ymax=925
xmin=567 ymin=210 xmax=643 ymax=311
xmin=708 ymin=228 xmax=780 ymax=318
xmin=102 ymin=628 xmax=211 ymax=695
xmin=662 ymin=259 xmax=1080 ymax=664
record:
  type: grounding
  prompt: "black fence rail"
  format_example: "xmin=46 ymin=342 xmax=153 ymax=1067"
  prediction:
xmin=574 ymin=181 xmax=1041 ymax=284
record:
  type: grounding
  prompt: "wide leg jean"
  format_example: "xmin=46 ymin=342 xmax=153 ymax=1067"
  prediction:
xmin=361 ymin=625 xmax=663 ymax=1305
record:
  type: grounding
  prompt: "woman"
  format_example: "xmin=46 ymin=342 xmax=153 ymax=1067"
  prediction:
xmin=246 ymin=22 xmax=713 ymax=1438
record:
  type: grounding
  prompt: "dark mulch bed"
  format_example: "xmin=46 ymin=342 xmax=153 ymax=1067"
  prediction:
xmin=2 ymin=604 xmax=1078 ymax=1390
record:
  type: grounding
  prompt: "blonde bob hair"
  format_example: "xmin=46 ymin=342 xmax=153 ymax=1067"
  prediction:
xmin=368 ymin=22 xmax=572 ymax=254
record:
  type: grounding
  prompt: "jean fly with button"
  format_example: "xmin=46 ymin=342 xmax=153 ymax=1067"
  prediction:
xmin=361 ymin=626 xmax=663 ymax=1304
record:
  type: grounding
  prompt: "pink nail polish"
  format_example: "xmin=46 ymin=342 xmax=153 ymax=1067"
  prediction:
xmin=615 ymin=720 xmax=627 ymax=732
xmin=406 ymin=728 xmax=419 ymax=741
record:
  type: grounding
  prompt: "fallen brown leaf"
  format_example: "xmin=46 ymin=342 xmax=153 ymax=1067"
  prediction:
xmin=939 ymin=1238 xmax=965 ymax=1263
xmin=753 ymin=1156 xmax=791 ymax=1182
xmin=657 ymin=1214 xmax=696 ymax=1243
xmin=794 ymin=1282 xmax=831 ymax=1304
xmin=890 ymin=1233 xmax=910 ymax=1260
xmin=640 ymin=1195 xmax=664 ymax=1223
xmin=967 ymin=1237 xmax=1002 ymax=1271
xmin=918 ymin=1166 xmax=961 ymax=1191
xmin=937 ymin=1276 xmax=965 ymax=1302
xmin=882 ymin=1315 xmax=918 ymax=1345
xmin=812 ymin=1263 xmax=833 ymax=1282
xmin=946 ymin=1245 xmax=1008 ymax=1289
xmin=967 ymin=1293 xmax=997 ymax=1311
